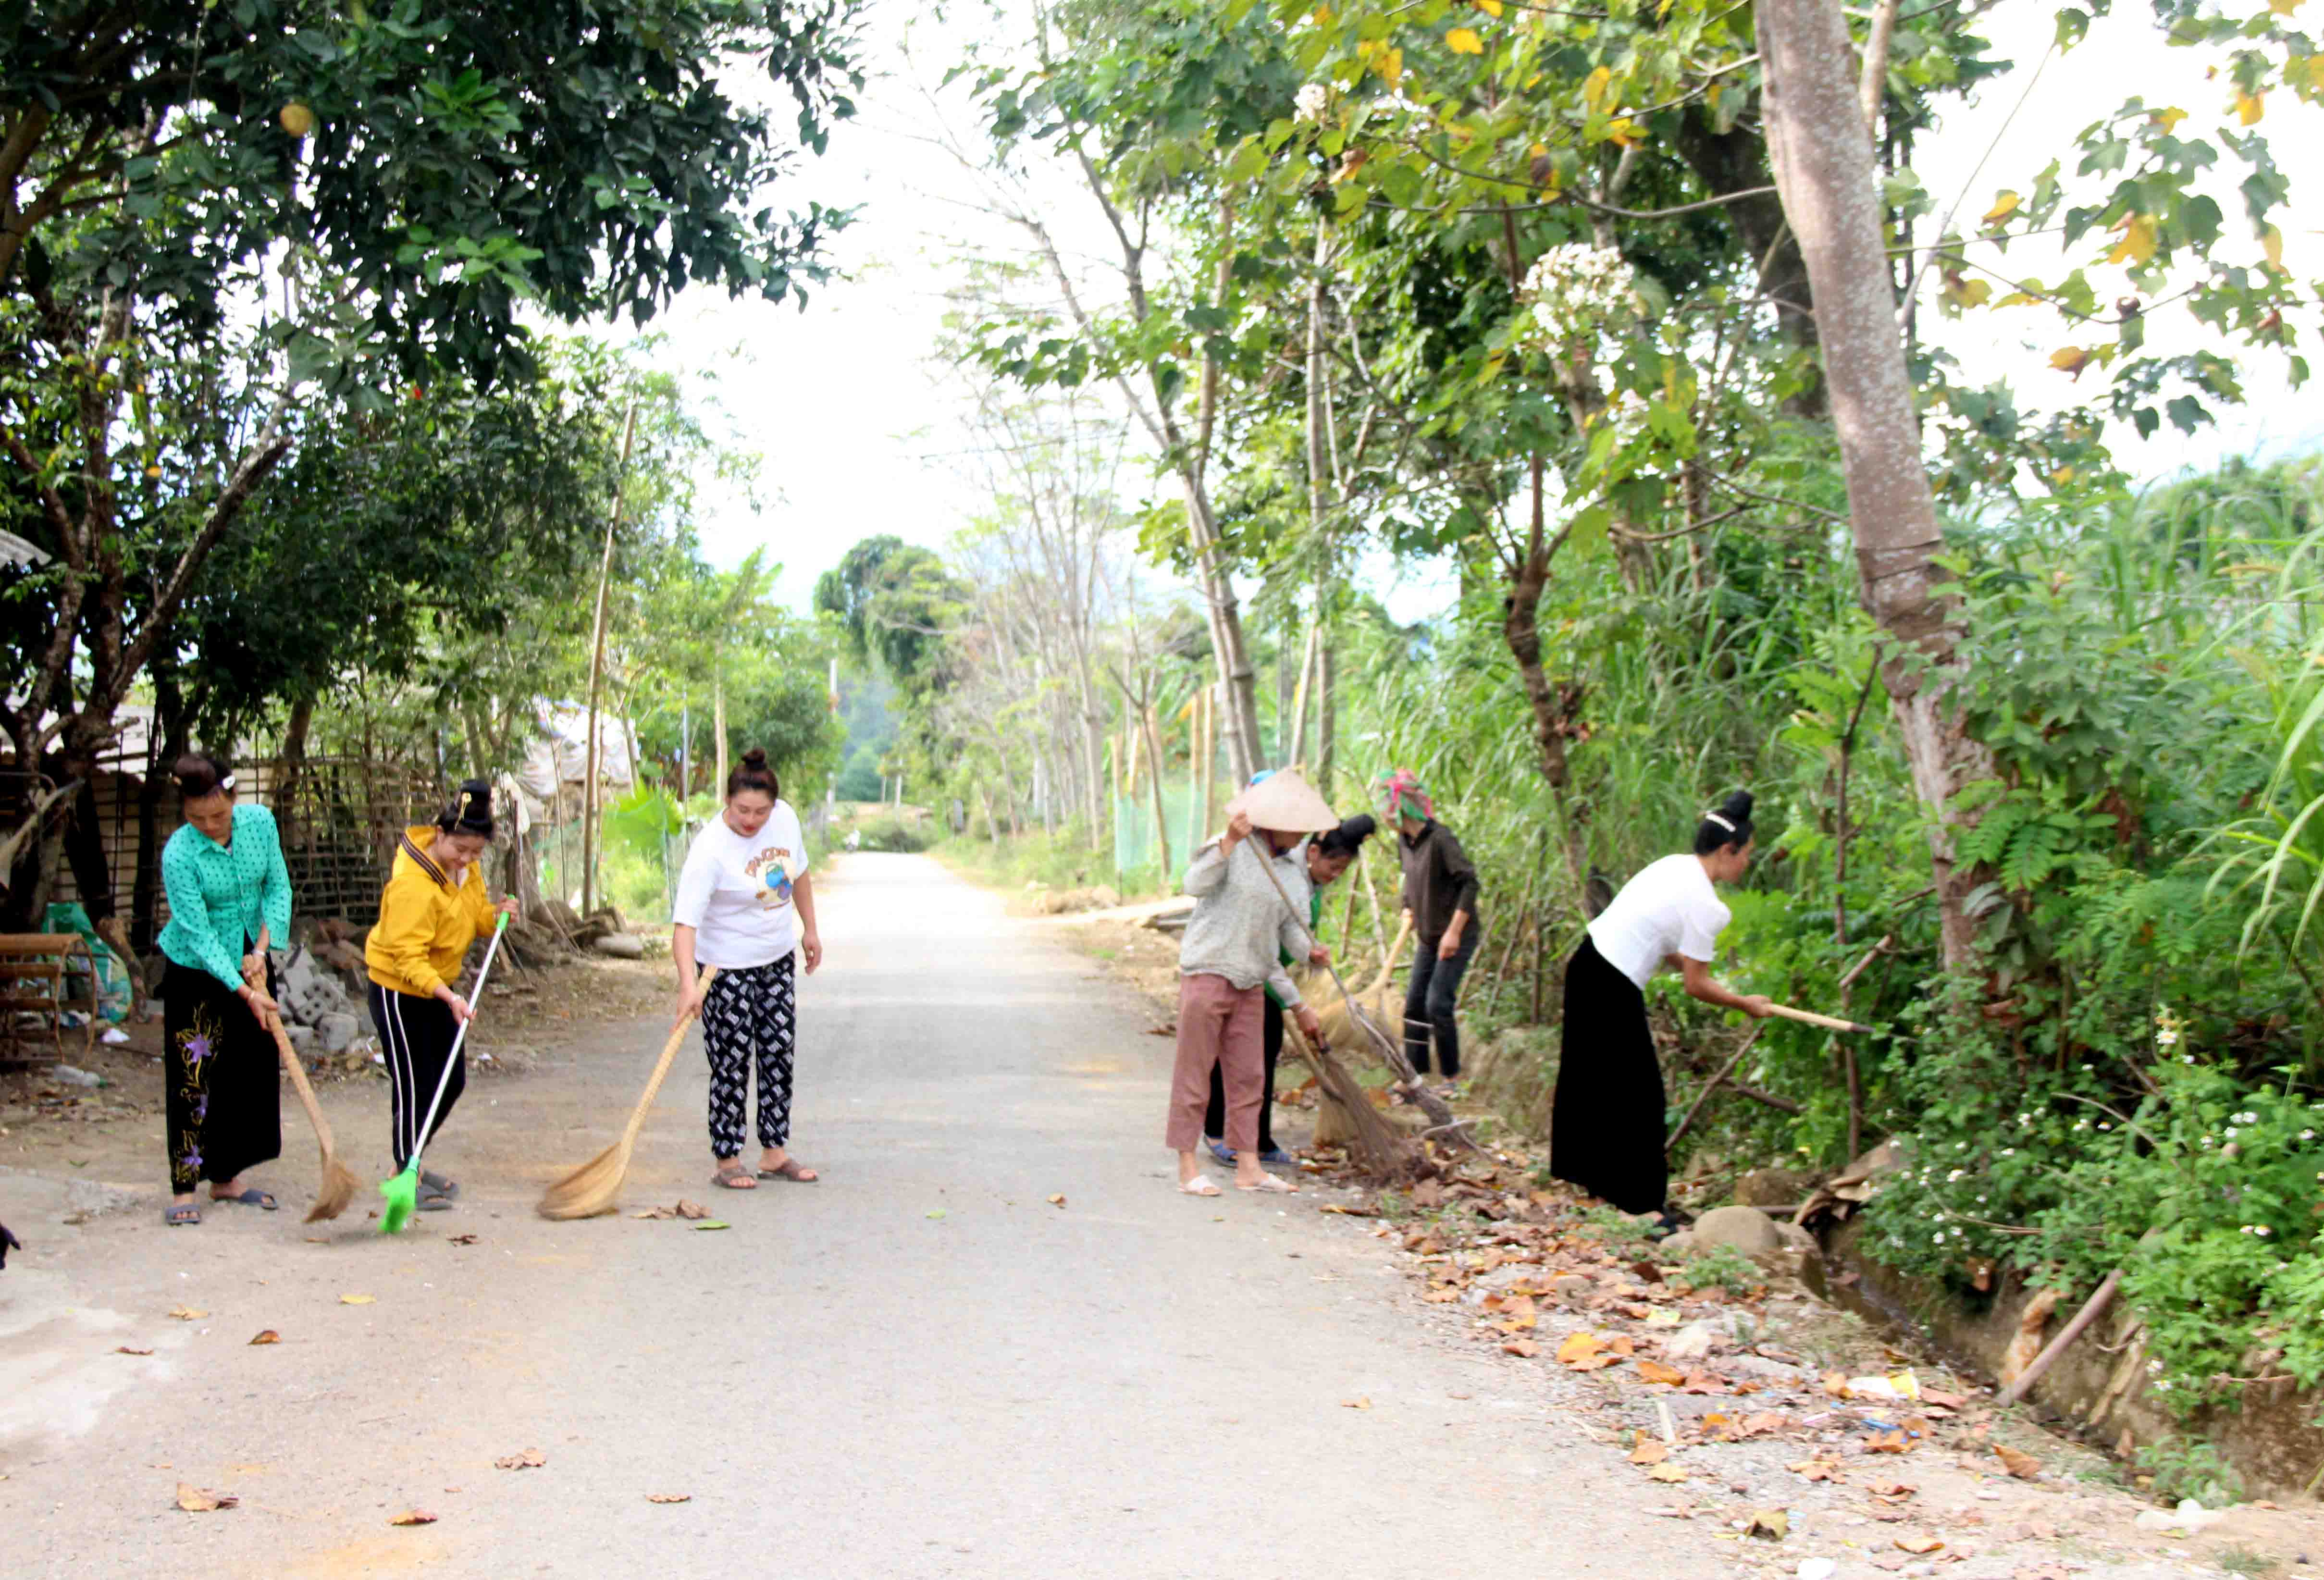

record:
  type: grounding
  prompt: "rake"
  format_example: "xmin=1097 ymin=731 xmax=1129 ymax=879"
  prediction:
xmin=535 ymin=969 xmax=715 ymax=1221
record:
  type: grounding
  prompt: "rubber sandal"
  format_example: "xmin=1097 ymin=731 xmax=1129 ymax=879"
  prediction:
xmin=210 ymin=1187 xmax=278 ymax=1211
xmin=1237 ymin=1173 xmax=1298 ymax=1194
xmin=1178 ymin=1175 xmax=1223 ymax=1197
xmin=420 ymin=1170 xmax=460 ymax=1199
xmin=416 ymin=1184 xmax=456 ymax=1212
xmin=1205 ymin=1138 xmax=1236 ymax=1166
xmin=713 ymin=1162 xmax=758 ymax=1190
xmin=756 ymin=1158 xmax=818 ymax=1183
xmin=165 ymin=1204 xmax=202 ymax=1226
xmin=1257 ymin=1147 xmax=1294 ymax=1166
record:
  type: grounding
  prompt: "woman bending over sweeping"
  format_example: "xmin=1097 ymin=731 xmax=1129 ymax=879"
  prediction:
xmin=1381 ymin=770 xmax=1483 ymax=1096
xmin=1203 ymin=807 xmax=1377 ymax=1168
xmin=1170 ymin=771 xmax=1336 ymax=1198
xmin=1550 ymin=790 xmax=1772 ymax=1234
xmin=671 ymin=749 xmax=823 ymax=1193
xmin=156 ymin=753 xmax=292 ymax=1226
xmin=365 ymin=781 xmax=516 ymax=1214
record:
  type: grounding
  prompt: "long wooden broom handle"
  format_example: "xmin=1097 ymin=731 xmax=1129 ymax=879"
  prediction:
xmin=247 ymin=927 xmax=337 ymax=1153
xmin=1767 ymin=1001 xmax=1879 ymax=1036
xmin=622 ymin=967 xmax=717 ymax=1151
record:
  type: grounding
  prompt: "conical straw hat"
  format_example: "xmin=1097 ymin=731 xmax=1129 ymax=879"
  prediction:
xmin=1225 ymin=768 xmax=1338 ymax=835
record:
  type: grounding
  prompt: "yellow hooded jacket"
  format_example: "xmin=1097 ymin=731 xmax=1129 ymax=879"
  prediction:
xmin=366 ymin=826 xmax=499 ymax=998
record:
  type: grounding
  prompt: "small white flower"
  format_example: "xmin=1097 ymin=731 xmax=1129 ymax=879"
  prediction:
xmin=2256 ymin=1225 xmax=2273 ymax=1237
xmin=1947 ymin=1169 xmax=1967 ymax=1183
xmin=2000 ymin=1148 xmax=2015 ymax=1157
xmin=2304 ymin=1130 xmax=2318 ymax=1141
xmin=2226 ymin=1127 xmax=2239 ymax=1138
xmin=1294 ymin=83 xmax=1332 ymax=123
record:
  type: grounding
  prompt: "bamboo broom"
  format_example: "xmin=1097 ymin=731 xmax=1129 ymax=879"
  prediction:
xmin=247 ymin=929 xmax=358 ymax=1222
xmin=536 ymin=969 xmax=716 ymax=1220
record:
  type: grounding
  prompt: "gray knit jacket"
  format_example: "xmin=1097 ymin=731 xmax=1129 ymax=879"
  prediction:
xmin=1177 ymin=835 xmax=1310 ymax=1005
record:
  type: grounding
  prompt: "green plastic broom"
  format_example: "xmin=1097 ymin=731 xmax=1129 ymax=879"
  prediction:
xmin=380 ymin=912 xmax=509 ymax=1234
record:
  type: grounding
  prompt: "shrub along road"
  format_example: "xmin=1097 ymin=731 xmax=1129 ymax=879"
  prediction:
xmin=0 ymin=855 xmax=2295 ymax=1575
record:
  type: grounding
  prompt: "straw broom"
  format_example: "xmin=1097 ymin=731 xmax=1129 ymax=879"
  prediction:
xmin=246 ymin=928 xmax=358 ymax=1222
xmin=536 ymin=968 xmax=715 ymax=1220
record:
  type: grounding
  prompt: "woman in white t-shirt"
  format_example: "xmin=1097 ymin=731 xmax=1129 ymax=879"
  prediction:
xmin=671 ymin=749 xmax=825 ymax=1191
xmin=1550 ymin=790 xmax=1772 ymax=1230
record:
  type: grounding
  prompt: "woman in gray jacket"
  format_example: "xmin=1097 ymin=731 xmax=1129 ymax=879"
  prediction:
xmin=1166 ymin=772 xmax=1336 ymax=1197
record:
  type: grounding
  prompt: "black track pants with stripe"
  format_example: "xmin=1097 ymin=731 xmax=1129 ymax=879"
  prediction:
xmin=369 ymin=983 xmax=464 ymax=1171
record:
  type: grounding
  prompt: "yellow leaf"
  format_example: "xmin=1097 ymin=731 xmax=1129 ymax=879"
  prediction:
xmin=1941 ymin=274 xmax=1992 ymax=309
xmin=2151 ymin=106 xmax=2188 ymax=131
xmin=1982 ymin=190 xmax=2020 ymax=224
xmin=1636 ymin=1359 xmax=1686 ymax=1385
xmin=2105 ymin=212 xmax=2157 ymax=266
xmin=1312 ymin=4 xmax=1331 ymax=20
xmin=1604 ymin=116 xmax=1644 ymax=148
xmin=1446 ymin=26 xmax=1484 ymax=54
xmin=1647 ymin=1462 xmax=1690 ymax=1482
xmin=1996 ymin=292 xmax=2041 ymax=308
xmin=2272 ymin=0 xmax=2301 ymax=16
xmin=2049 ymin=346 xmax=2089 ymax=375
xmin=1583 ymin=65 xmax=1613 ymax=110
xmin=2310 ymin=55 xmax=2324 ymax=91
xmin=339 ymin=1293 xmax=375 ymax=1306
xmin=1474 ymin=0 xmax=1505 ymax=13
xmin=2264 ymin=224 xmax=2285 ymax=270
xmin=1377 ymin=46 xmax=1403 ymax=89
xmin=2236 ymin=89 xmax=2266 ymax=124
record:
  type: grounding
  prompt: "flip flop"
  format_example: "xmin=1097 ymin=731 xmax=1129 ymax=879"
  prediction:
xmin=416 ymin=1183 xmax=456 ymax=1212
xmin=712 ymin=1162 xmax=758 ymax=1190
xmin=756 ymin=1158 xmax=818 ymax=1183
xmin=1205 ymin=1138 xmax=1236 ymax=1166
xmin=165 ymin=1203 xmax=202 ymax=1226
xmin=1177 ymin=1175 xmax=1223 ymax=1197
xmin=1237 ymin=1174 xmax=1298 ymax=1194
xmin=1257 ymin=1147 xmax=1295 ymax=1166
xmin=420 ymin=1170 xmax=460 ymax=1199
xmin=210 ymin=1188 xmax=278 ymax=1210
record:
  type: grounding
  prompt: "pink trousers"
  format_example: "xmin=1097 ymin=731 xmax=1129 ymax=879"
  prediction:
xmin=1168 ymin=973 xmax=1265 ymax=1154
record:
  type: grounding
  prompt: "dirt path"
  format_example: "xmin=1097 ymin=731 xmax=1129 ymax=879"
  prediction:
xmin=0 ymin=855 xmax=2296 ymax=1576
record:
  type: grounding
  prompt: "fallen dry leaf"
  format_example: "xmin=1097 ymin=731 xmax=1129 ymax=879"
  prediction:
xmin=1318 ymin=1203 xmax=1375 ymax=1217
xmin=1501 ymin=1339 xmax=1541 ymax=1358
xmin=1046 ymin=1194 xmax=1066 ymax=1207
xmin=1865 ymin=1429 xmax=1914 ymax=1454
xmin=1868 ymin=1482 xmax=1917 ymax=1502
xmin=114 ymin=1345 xmax=154 ymax=1357
xmin=2011 ymin=1567 xmax=2069 ymax=1580
xmin=646 ymin=1493 xmax=691 ymax=1504
xmin=338 ymin=1294 xmax=374 ymax=1306
xmin=675 ymin=1199 xmax=709 ymax=1221
xmin=494 ymin=1448 xmax=546 ymax=1471
xmin=388 ymin=1509 xmax=438 ymax=1526
xmin=1788 ymin=1458 xmax=1844 ymax=1482
xmin=167 ymin=1306 xmax=207 ymax=1321
xmin=1894 ymin=1535 xmax=1944 ymax=1555
xmin=1992 ymin=1443 xmax=2042 ymax=1480
xmin=1630 ymin=1438 xmax=1670 ymax=1466
xmin=1341 ymin=1396 xmax=1372 ymax=1410
xmin=1646 ymin=1462 xmax=1690 ymax=1483
xmin=175 ymin=1484 xmax=237 ymax=1512
xmin=1423 ymin=1287 xmax=1463 ymax=1304
xmin=448 ymin=1233 xmax=479 ymax=1246
xmin=1634 ymin=1359 xmax=1685 ymax=1386
xmin=248 ymin=1330 xmax=281 ymax=1346
xmin=632 ymin=1206 xmax=675 ymax=1220
xmin=1744 ymin=1508 xmax=1789 ymax=1540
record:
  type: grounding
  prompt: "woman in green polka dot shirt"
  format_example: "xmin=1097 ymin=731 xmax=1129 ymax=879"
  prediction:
xmin=154 ymin=752 xmax=293 ymax=1226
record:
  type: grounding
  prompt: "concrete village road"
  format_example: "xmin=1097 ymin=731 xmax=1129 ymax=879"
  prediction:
xmin=8 ymin=854 xmax=1791 ymax=1577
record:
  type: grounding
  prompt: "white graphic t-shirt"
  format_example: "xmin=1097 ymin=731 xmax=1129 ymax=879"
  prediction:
xmin=672 ymin=801 xmax=809 ymax=969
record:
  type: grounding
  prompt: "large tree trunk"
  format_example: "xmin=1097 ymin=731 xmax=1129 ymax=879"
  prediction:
xmin=1758 ymin=0 xmax=1993 ymax=968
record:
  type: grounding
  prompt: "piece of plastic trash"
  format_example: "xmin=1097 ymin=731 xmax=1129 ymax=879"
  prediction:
xmin=53 ymin=1064 xmax=104 ymax=1088
xmin=1844 ymin=1370 xmax=1921 ymax=1401
xmin=100 ymin=1027 xmax=131 ymax=1045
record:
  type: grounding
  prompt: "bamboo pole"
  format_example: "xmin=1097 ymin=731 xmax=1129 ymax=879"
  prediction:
xmin=1197 ymin=683 xmax=1216 ymax=835
xmin=581 ymin=404 xmax=638 ymax=919
xmin=1141 ymin=703 xmax=1172 ymax=884
xmin=1286 ymin=623 xmax=1319 ymax=771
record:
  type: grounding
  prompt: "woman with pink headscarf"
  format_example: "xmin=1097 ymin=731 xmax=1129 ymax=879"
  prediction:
xmin=1380 ymin=770 xmax=1483 ymax=1096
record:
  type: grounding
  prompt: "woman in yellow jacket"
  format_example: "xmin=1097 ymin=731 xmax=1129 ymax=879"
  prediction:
xmin=364 ymin=780 xmax=514 ymax=1213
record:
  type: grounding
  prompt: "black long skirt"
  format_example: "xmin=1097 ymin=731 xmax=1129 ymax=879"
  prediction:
xmin=1548 ymin=935 xmax=1667 ymax=1214
xmin=161 ymin=955 xmax=282 ymax=1194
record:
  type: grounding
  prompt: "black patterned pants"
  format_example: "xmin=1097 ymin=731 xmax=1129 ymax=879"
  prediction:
xmin=700 ymin=956 xmax=797 ymax=1158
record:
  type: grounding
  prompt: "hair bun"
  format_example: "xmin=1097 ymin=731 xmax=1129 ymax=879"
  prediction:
xmin=1719 ymin=789 xmax=1755 ymax=823
xmin=741 ymin=748 xmax=768 ymax=769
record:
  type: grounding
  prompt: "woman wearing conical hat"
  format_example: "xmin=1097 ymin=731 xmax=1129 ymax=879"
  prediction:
xmin=1168 ymin=770 xmax=1336 ymax=1197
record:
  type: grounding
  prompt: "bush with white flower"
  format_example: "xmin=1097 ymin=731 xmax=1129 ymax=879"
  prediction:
xmin=1521 ymin=243 xmax=1637 ymax=348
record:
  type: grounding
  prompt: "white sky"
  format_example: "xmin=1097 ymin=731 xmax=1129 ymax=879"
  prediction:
xmin=617 ymin=5 xmax=2323 ymax=624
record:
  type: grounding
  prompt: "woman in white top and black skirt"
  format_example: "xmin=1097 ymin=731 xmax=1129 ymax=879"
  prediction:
xmin=1550 ymin=790 xmax=1773 ymax=1231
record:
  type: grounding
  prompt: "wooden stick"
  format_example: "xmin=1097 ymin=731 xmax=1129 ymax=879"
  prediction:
xmin=1666 ymin=1020 xmax=1768 ymax=1153
xmin=1996 ymin=1268 xmax=2123 ymax=1407
xmin=1768 ymin=1001 xmax=1881 ymax=1035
